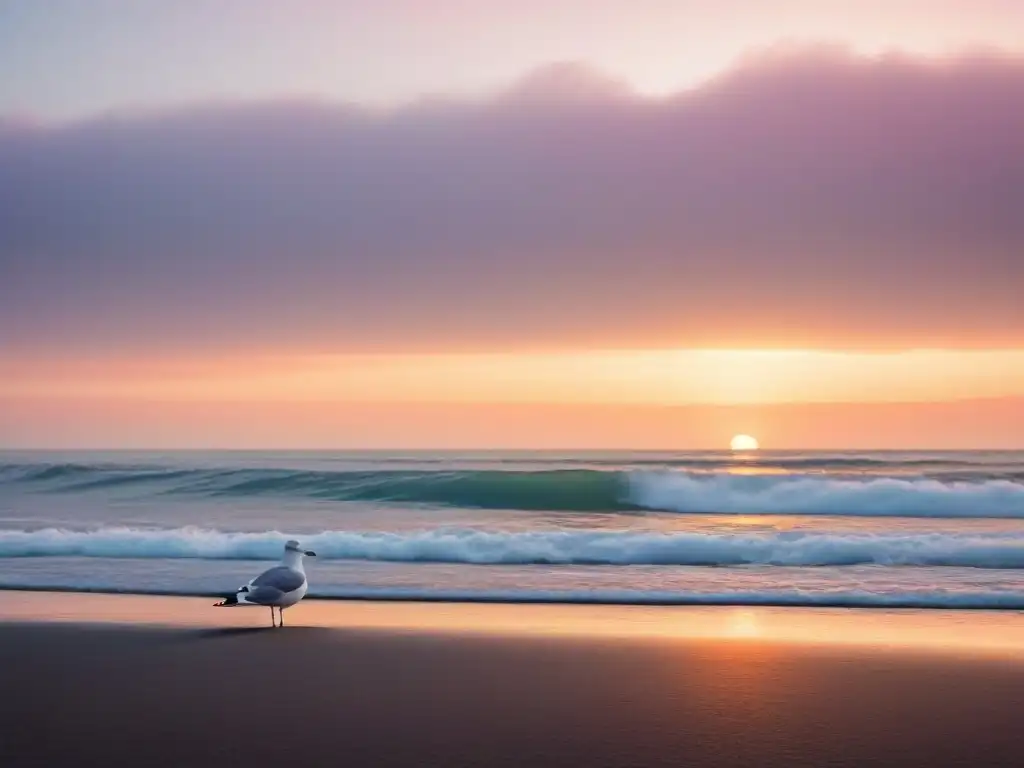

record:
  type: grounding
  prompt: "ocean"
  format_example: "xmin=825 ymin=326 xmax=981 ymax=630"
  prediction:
xmin=2 ymin=449 xmax=1024 ymax=608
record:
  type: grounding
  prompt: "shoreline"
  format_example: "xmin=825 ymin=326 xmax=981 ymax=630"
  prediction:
xmin=3 ymin=593 xmax=1024 ymax=767
xmin=4 ymin=583 xmax=1024 ymax=611
xmin=4 ymin=590 xmax=1024 ymax=655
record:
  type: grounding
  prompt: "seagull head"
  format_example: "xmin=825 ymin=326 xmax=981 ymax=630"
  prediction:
xmin=284 ymin=539 xmax=317 ymax=558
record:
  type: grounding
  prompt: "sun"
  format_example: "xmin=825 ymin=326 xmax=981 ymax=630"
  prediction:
xmin=730 ymin=434 xmax=759 ymax=452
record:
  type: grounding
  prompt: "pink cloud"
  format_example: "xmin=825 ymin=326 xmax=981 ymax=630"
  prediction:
xmin=2 ymin=49 xmax=1023 ymax=354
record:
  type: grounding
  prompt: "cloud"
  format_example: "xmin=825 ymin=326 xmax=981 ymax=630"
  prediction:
xmin=3 ymin=48 xmax=1023 ymax=354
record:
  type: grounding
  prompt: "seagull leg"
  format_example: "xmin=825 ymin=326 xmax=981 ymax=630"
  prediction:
xmin=279 ymin=607 xmax=285 ymax=627
xmin=270 ymin=607 xmax=276 ymax=628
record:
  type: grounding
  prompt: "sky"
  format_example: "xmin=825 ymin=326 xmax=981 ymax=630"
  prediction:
xmin=2 ymin=1 xmax=1023 ymax=448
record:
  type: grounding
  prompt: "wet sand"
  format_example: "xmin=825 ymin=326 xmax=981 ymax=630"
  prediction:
xmin=2 ymin=593 xmax=1024 ymax=767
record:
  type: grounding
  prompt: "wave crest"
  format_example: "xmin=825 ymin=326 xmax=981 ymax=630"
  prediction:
xmin=627 ymin=471 xmax=1024 ymax=517
xmin=4 ymin=526 xmax=1024 ymax=569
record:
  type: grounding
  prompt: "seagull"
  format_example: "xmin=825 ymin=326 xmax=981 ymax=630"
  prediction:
xmin=214 ymin=539 xmax=317 ymax=627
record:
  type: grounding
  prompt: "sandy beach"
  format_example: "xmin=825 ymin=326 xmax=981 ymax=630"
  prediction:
xmin=2 ymin=593 xmax=1024 ymax=767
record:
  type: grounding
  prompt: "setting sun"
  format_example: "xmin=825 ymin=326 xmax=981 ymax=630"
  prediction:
xmin=730 ymin=434 xmax=760 ymax=451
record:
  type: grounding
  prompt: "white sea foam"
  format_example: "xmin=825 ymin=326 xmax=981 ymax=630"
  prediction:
xmin=627 ymin=471 xmax=1024 ymax=517
xmin=4 ymin=526 xmax=1024 ymax=568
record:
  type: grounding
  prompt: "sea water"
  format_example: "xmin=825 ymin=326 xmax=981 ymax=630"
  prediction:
xmin=2 ymin=450 xmax=1024 ymax=608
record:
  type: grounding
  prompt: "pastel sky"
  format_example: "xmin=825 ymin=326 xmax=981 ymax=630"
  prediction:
xmin=3 ymin=0 xmax=1024 ymax=118
xmin=2 ymin=1 xmax=1023 ymax=448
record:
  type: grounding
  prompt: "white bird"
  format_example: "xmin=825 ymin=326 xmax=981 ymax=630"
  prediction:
xmin=214 ymin=539 xmax=316 ymax=627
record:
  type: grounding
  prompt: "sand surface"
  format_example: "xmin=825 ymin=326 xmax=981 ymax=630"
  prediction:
xmin=2 ymin=592 xmax=1024 ymax=767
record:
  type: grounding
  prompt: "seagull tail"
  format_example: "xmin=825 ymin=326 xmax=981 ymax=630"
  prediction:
xmin=214 ymin=585 xmax=261 ymax=606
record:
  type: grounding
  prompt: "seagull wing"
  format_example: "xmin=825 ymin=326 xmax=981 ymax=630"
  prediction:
xmin=250 ymin=566 xmax=305 ymax=593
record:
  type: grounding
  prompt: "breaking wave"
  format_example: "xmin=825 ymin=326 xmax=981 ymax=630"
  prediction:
xmin=4 ymin=461 xmax=1024 ymax=517
xmin=5 ymin=526 xmax=1024 ymax=568
xmin=626 ymin=472 xmax=1024 ymax=518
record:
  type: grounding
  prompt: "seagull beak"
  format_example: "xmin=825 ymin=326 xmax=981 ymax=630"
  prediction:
xmin=305 ymin=550 xmax=317 ymax=557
